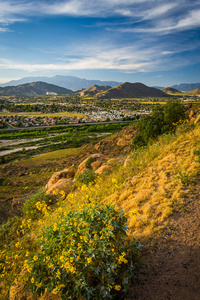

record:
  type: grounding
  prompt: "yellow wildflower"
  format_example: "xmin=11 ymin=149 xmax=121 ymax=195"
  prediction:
xmin=115 ymin=285 xmax=121 ymax=291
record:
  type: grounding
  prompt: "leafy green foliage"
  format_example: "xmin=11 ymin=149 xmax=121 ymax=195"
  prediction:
xmin=133 ymin=100 xmax=185 ymax=146
xmin=175 ymin=171 xmax=196 ymax=185
xmin=85 ymin=157 xmax=95 ymax=169
xmin=75 ymin=170 xmax=97 ymax=185
xmin=26 ymin=204 xmax=141 ymax=299
xmin=22 ymin=189 xmax=54 ymax=220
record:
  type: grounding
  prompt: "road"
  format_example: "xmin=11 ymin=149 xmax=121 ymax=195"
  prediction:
xmin=2 ymin=120 xmax=138 ymax=132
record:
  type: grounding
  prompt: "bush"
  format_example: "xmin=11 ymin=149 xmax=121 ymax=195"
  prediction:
xmin=134 ymin=101 xmax=186 ymax=147
xmin=25 ymin=204 xmax=141 ymax=299
xmin=75 ymin=170 xmax=97 ymax=185
xmin=22 ymin=189 xmax=55 ymax=220
xmin=85 ymin=157 xmax=95 ymax=169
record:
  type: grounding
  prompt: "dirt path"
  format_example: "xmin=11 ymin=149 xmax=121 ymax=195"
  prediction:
xmin=128 ymin=181 xmax=200 ymax=300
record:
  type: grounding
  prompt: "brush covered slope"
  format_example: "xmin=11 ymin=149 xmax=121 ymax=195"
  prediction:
xmin=95 ymin=82 xmax=168 ymax=99
xmin=78 ymin=84 xmax=111 ymax=96
xmin=186 ymin=88 xmax=200 ymax=96
xmin=1 ymin=109 xmax=200 ymax=299
xmin=161 ymin=87 xmax=180 ymax=94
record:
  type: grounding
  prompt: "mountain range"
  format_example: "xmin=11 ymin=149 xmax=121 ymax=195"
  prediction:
xmin=0 ymin=81 xmax=169 ymax=97
xmin=171 ymin=83 xmax=200 ymax=92
xmin=0 ymin=80 xmax=200 ymax=97
xmin=0 ymin=75 xmax=121 ymax=92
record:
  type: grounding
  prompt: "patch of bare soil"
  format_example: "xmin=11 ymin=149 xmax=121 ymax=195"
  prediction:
xmin=128 ymin=181 xmax=200 ymax=300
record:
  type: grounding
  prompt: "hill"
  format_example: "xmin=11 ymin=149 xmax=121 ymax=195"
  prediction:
xmin=1 ymin=105 xmax=200 ymax=299
xmin=186 ymin=88 xmax=200 ymax=96
xmin=171 ymin=82 xmax=200 ymax=92
xmin=0 ymin=81 xmax=73 ymax=96
xmin=95 ymin=82 xmax=168 ymax=99
xmin=78 ymin=84 xmax=111 ymax=96
xmin=0 ymin=75 xmax=121 ymax=91
xmin=161 ymin=87 xmax=180 ymax=94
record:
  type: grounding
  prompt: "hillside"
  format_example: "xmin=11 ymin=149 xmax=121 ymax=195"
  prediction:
xmin=1 ymin=107 xmax=200 ymax=299
xmin=0 ymin=81 xmax=73 ymax=96
xmin=161 ymin=87 xmax=180 ymax=94
xmin=78 ymin=84 xmax=111 ymax=96
xmin=186 ymin=88 xmax=200 ymax=96
xmin=95 ymin=82 xmax=168 ymax=99
xmin=0 ymin=75 xmax=121 ymax=91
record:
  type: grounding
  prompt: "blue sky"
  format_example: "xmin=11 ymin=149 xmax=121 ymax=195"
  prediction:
xmin=0 ymin=0 xmax=200 ymax=86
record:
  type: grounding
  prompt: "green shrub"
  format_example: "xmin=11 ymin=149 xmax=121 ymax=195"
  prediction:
xmin=134 ymin=101 xmax=186 ymax=147
xmin=75 ymin=170 xmax=97 ymax=185
xmin=175 ymin=171 xmax=196 ymax=185
xmin=85 ymin=157 xmax=95 ymax=169
xmin=22 ymin=189 xmax=55 ymax=220
xmin=26 ymin=204 xmax=141 ymax=299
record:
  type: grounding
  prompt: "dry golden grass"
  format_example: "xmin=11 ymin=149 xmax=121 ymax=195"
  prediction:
xmin=34 ymin=123 xmax=200 ymax=245
xmin=106 ymin=126 xmax=200 ymax=242
xmin=30 ymin=123 xmax=200 ymax=245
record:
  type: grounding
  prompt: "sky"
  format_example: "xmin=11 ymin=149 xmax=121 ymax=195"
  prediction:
xmin=0 ymin=0 xmax=200 ymax=87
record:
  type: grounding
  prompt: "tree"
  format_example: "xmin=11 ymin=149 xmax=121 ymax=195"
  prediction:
xmin=133 ymin=101 xmax=185 ymax=147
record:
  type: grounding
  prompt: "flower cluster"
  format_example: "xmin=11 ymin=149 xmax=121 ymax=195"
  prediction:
xmin=25 ymin=204 xmax=141 ymax=299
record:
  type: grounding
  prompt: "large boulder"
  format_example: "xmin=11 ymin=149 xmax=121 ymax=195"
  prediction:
xmin=76 ymin=154 xmax=107 ymax=175
xmin=95 ymin=165 xmax=113 ymax=175
xmin=46 ymin=178 xmax=74 ymax=197
xmin=45 ymin=167 xmax=75 ymax=190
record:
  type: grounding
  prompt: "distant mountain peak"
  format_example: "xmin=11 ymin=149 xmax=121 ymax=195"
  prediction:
xmin=0 ymin=81 xmax=73 ymax=96
xmin=0 ymin=75 xmax=121 ymax=91
xmin=96 ymin=82 xmax=168 ymax=99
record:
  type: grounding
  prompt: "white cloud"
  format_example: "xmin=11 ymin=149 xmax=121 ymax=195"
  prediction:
xmin=0 ymin=27 xmax=10 ymax=32
xmin=0 ymin=41 xmax=193 ymax=73
xmin=119 ymin=8 xmax=200 ymax=34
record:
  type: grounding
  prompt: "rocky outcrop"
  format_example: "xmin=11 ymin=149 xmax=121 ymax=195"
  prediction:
xmin=94 ymin=125 xmax=137 ymax=155
xmin=46 ymin=178 xmax=74 ymax=197
xmin=45 ymin=154 xmax=119 ymax=196
xmin=45 ymin=167 xmax=75 ymax=190
xmin=95 ymin=165 xmax=113 ymax=175
xmin=75 ymin=154 xmax=107 ymax=175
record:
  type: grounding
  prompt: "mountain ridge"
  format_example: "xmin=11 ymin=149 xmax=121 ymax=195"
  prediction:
xmin=0 ymin=75 xmax=121 ymax=91
xmin=171 ymin=82 xmax=200 ymax=92
xmin=0 ymin=81 xmax=73 ymax=96
xmin=95 ymin=82 xmax=168 ymax=98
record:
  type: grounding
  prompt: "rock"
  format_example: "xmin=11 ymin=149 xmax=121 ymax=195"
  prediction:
xmin=95 ymin=165 xmax=113 ymax=175
xmin=45 ymin=167 xmax=75 ymax=190
xmin=76 ymin=154 xmax=107 ymax=175
xmin=90 ymin=160 xmax=103 ymax=169
xmin=46 ymin=178 xmax=74 ymax=197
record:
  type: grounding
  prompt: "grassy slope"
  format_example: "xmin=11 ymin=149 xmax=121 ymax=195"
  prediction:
xmin=1 ymin=118 xmax=200 ymax=298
